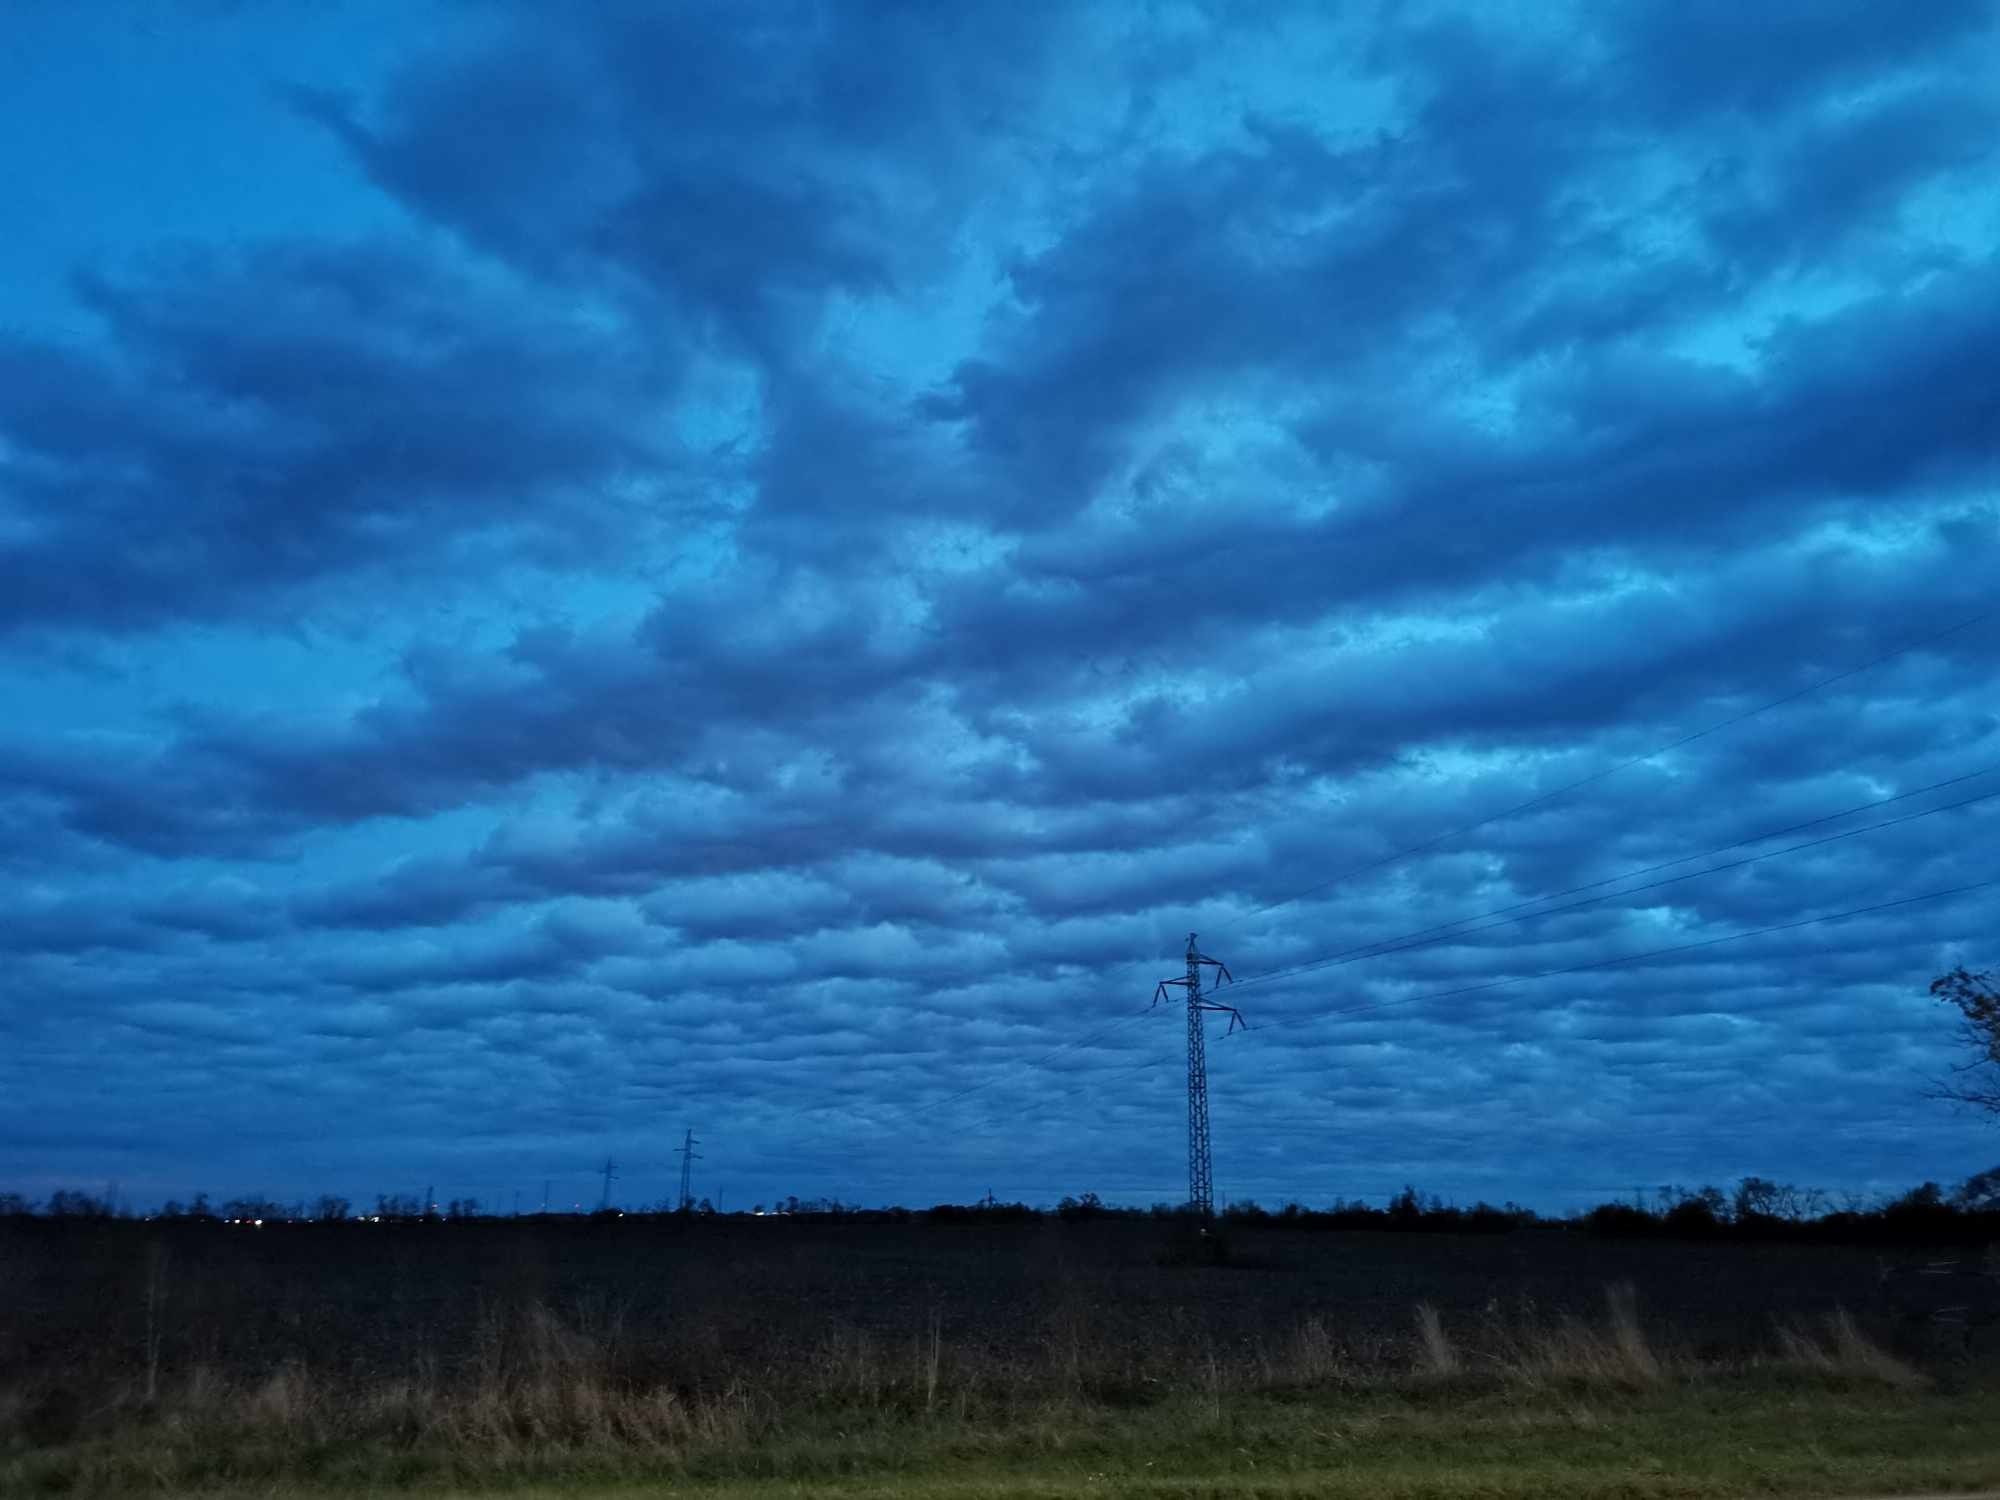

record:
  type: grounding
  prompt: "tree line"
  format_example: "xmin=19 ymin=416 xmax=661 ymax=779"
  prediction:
xmin=5 ymin=1170 xmax=1996 ymax=1243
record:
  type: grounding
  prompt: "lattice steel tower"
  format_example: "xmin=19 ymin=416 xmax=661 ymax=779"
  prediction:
xmin=1153 ymin=932 xmax=1243 ymax=1218
xmin=677 ymin=1128 xmax=702 ymax=1212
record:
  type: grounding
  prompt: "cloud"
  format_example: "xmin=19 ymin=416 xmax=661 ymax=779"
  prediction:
xmin=2 ymin=0 xmax=1997 ymax=1211
xmin=1605 ymin=0 xmax=1996 ymax=117
xmin=0 ymin=238 xmax=682 ymax=637
xmin=290 ymin=2 xmax=1068 ymax=359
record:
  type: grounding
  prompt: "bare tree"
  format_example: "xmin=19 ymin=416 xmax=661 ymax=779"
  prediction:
xmin=1930 ymin=967 xmax=2000 ymax=1112
xmin=1953 ymin=1165 xmax=2000 ymax=1209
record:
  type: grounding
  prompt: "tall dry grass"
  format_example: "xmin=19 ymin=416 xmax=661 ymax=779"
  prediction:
xmin=1772 ymin=1307 xmax=1926 ymax=1389
xmin=140 ymin=1241 xmax=169 ymax=1404
xmin=1414 ymin=1302 xmax=1460 ymax=1377
xmin=0 ymin=1262 xmax=1955 ymax=1491
xmin=1494 ymin=1282 xmax=1666 ymax=1389
xmin=1412 ymin=1283 xmax=1667 ymax=1389
xmin=55 ymin=1298 xmax=760 ymax=1468
xmin=0 ymin=1286 xmax=1349 ymax=1475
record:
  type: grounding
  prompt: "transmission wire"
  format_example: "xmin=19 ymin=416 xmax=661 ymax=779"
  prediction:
xmin=1229 ymin=774 xmax=2000 ymax=995
xmin=1237 ymin=607 xmax=1994 ymax=923
xmin=1223 ymin=878 xmax=1998 ymax=1040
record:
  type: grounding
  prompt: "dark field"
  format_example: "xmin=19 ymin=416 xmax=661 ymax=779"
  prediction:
xmin=4 ymin=1217 xmax=1997 ymax=1494
xmin=4 ymin=1216 xmax=1990 ymax=1394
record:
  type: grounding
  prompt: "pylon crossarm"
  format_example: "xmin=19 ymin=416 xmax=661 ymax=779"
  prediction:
xmin=1154 ymin=978 xmax=1191 ymax=1005
xmin=1196 ymin=1000 xmax=1246 ymax=1033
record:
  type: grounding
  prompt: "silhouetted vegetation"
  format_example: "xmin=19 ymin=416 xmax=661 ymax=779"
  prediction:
xmin=1580 ymin=1175 xmax=2000 ymax=1247
xmin=1217 ymin=1188 xmax=1536 ymax=1234
xmin=4 ymin=1184 xmax=1998 ymax=1493
xmin=3 ymin=1209 xmax=1997 ymax=1493
xmin=1932 ymin=964 xmax=2000 ymax=1112
xmin=8 ymin=1169 xmax=2000 ymax=1245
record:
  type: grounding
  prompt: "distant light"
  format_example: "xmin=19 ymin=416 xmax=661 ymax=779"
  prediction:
xmin=253 ymin=1219 xmax=264 ymax=1227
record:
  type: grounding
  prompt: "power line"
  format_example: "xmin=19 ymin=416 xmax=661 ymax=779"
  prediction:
xmin=575 ymin=874 xmax=1985 ymax=1206
xmin=782 ymin=1049 xmax=1178 ymax=1173
xmin=681 ymin=779 xmax=1993 ymax=1170
xmin=943 ymin=1051 xmax=1178 ymax=1142
xmin=1229 ymin=774 xmax=2000 ymax=995
xmin=698 ymin=985 xmax=1190 ymax=1202
xmin=714 ymin=766 xmax=1998 ymax=1166
xmin=1236 ymin=607 xmax=1995 ymax=924
xmin=853 ymin=1003 xmax=1157 ymax=1135
xmin=1224 ymin=878 xmax=1998 ymax=1041
xmin=879 ymin=613 xmax=1992 ymax=1185
xmin=580 ymin=608 xmax=1992 ymax=1199
xmin=629 ymin=755 xmax=1993 ymax=1200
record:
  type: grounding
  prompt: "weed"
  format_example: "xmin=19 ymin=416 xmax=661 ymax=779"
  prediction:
xmin=1414 ymin=1302 xmax=1460 ymax=1377
xmin=1774 ymin=1306 xmax=1926 ymax=1388
xmin=0 ymin=1216 xmax=1983 ymax=1493
xmin=1494 ymin=1282 xmax=1666 ymax=1389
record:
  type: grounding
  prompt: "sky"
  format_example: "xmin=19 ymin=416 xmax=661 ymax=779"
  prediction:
xmin=1 ymin=0 xmax=1996 ymax=1216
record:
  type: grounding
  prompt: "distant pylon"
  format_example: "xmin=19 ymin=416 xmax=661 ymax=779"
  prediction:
xmin=597 ymin=1157 xmax=618 ymax=1212
xmin=677 ymin=1128 xmax=703 ymax=1212
xmin=1153 ymin=932 xmax=1243 ymax=1219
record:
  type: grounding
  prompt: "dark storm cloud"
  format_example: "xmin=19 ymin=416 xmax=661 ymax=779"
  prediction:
xmin=14 ymin=489 xmax=1988 ymax=870
xmin=0 ymin=239 xmax=680 ymax=636
xmin=1695 ymin=85 xmax=1999 ymax=272
xmin=4 ymin=0 xmax=1997 ymax=1211
xmin=923 ymin=129 xmax=1466 ymax=513
xmin=293 ymin=853 xmax=525 ymax=931
xmin=1606 ymin=0 xmax=1995 ymax=115
xmin=936 ymin=182 xmax=1994 ymax=608
xmin=3 ymin=877 xmax=279 ymax=955
xmin=0 ymin=898 xmax=162 ymax=957
xmin=325 ymin=901 xmax=654 ymax=993
xmin=291 ymin=2 xmax=1064 ymax=357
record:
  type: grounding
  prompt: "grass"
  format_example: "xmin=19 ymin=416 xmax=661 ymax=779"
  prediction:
xmin=12 ymin=1382 xmax=2000 ymax=1498
xmin=5 ymin=1281 xmax=1995 ymax=1496
xmin=6 ymin=1221 xmax=1995 ymax=1495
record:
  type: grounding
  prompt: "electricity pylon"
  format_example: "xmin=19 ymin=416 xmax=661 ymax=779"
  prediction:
xmin=1153 ymin=932 xmax=1243 ymax=1219
xmin=677 ymin=1128 xmax=703 ymax=1212
xmin=597 ymin=1156 xmax=618 ymax=1212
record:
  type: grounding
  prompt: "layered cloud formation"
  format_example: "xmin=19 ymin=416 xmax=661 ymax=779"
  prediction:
xmin=2 ymin=0 xmax=1995 ymax=1211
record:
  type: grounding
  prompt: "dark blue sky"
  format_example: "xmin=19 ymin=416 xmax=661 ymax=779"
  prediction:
xmin=2 ymin=0 xmax=1995 ymax=1214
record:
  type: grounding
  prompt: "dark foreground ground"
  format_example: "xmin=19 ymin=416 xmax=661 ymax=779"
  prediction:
xmin=3 ymin=1217 xmax=1997 ymax=1495
xmin=4 ymin=1216 xmax=1982 ymax=1383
